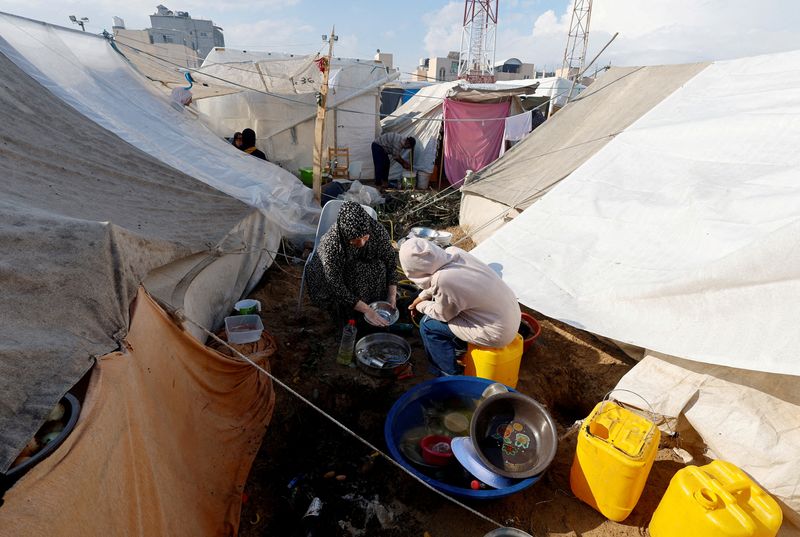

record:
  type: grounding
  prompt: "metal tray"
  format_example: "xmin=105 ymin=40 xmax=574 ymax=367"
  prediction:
xmin=355 ymin=333 xmax=411 ymax=377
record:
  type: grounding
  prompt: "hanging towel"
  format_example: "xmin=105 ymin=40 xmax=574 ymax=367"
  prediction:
xmin=499 ymin=110 xmax=532 ymax=156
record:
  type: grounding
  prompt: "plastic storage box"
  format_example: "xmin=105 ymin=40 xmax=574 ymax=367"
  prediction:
xmin=570 ymin=401 xmax=660 ymax=521
xmin=224 ymin=314 xmax=264 ymax=344
xmin=649 ymin=460 xmax=782 ymax=537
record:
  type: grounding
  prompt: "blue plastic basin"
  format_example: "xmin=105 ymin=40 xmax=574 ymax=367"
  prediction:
xmin=384 ymin=375 xmax=539 ymax=499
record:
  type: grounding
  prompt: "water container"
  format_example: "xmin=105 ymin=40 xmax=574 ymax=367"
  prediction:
xmin=336 ymin=320 xmax=357 ymax=365
xmin=570 ymin=401 xmax=660 ymax=521
xmin=649 ymin=460 xmax=782 ymax=537
xmin=464 ymin=334 xmax=524 ymax=388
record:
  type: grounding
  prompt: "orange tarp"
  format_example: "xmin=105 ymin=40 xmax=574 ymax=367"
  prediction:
xmin=1 ymin=288 xmax=275 ymax=536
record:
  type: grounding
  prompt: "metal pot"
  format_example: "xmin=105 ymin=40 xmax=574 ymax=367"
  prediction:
xmin=355 ymin=333 xmax=411 ymax=377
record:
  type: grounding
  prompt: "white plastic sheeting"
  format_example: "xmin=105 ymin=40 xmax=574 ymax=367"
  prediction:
xmin=195 ymin=48 xmax=398 ymax=178
xmin=473 ymin=50 xmax=800 ymax=376
xmin=0 ymin=13 xmax=318 ymax=238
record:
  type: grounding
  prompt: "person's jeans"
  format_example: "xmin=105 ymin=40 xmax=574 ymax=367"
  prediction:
xmin=419 ymin=315 xmax=467 ymax=376
xmin=371 ymin=142 xmax=390 ymax=186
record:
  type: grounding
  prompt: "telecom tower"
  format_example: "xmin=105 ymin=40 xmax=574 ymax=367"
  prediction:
xmin=458 ymin=0 xmax=499 ymax=84
xmin=561 ymin=0 xmax=593 ymax=82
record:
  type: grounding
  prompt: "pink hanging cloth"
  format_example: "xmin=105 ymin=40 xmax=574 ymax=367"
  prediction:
xmin=443 ymin=98 xmax=511 ymax=186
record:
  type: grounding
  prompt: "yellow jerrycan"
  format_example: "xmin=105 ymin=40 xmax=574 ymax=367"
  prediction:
xmin=570 ymin=401 xmax=660 ymax=521
xmin=649 ymin=460 xmax=782 ymax=537
xmin=464 ymin=333 xmax=523 ymax=388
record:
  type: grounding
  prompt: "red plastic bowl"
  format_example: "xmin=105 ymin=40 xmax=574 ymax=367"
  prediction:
xmin=420 ymin=435 xmax=453 ymax=466
xmin=519 ymin=313 xmax=541 ymax=354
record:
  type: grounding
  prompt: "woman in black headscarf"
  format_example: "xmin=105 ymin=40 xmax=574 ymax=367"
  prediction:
xmin=305 ymin=201 xmax=398 ymax=326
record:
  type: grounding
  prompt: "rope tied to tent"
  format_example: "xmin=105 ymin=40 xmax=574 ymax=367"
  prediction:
xmin=168 ymin=308 xmax=509 ymax=532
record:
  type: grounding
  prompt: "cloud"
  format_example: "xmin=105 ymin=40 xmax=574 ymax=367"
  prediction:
xmin=223 ymin=18 xmax=315 ymax=52
xmin=422 ymin=1 xmax=463 ymax=58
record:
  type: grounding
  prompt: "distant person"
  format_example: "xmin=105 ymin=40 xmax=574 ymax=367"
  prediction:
xmin=232 ymin=131 xmax=243 ymax=150
xmin=399 ymin=238 xmax=521 ymax=376
xmin=371 ymin=133 xmax=415 ymax=186
xmin=241 ymin=128 xmax=267 ymax=160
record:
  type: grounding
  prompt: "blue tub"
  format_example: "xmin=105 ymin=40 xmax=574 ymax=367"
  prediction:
xmin=384 ymin=376 xmax=539 ymax=499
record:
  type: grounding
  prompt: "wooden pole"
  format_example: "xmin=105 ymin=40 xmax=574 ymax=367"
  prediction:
xmin=312 ymin=27 xmax=336 ymax=204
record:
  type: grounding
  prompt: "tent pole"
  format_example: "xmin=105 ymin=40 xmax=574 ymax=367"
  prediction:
xmin=313 ymin=27 xmax=336 ymax=204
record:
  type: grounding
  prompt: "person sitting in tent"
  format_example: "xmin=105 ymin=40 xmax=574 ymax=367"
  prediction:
xmin=371 ymin=133 xmax=416 ymax=186
xmin=305 ymin=201 xmax=398 ymax=326
xmin=232 ymin=131 xmax=243 ymax=150
xmin=399 ymin=237 xmax=520 ymax=376
xmin=241 ymin=128 xmax=267 ymax=160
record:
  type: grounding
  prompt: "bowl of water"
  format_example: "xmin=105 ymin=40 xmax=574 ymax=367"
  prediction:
xmin=384 ymin=376 xmax=540 ymax=499
xmin=365 ymin=301 xmax=399 ymax=326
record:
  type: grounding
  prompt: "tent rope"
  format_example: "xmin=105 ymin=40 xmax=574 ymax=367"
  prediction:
xmin=170 ymin=309 xmax=507 ymax=531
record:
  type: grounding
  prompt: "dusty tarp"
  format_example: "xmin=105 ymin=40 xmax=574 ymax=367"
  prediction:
xmin=461 ymin=63 xmax=709 ymax=210
xmin=1 ymin=289 xmax=275 ymax=536
xmin=0 ymin=13 xmax=318 ymax=238
xmin=0 ymin=43 xmax=272 ymax=471
xmin=443 ymin=99 xmax=510 ymax=186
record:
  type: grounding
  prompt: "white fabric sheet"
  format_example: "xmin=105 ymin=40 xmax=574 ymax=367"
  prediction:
xmin=0 ymin=13 xmax=318 ymax=238
xmin=499 ymin=110 xmax=532 ymax=156
xmin=474 ymin=50 xmax=800 ymax=376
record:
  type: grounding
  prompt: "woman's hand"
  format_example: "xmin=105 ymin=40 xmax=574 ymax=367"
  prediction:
xmin=364 ymin=308 xmax=390 ymax=327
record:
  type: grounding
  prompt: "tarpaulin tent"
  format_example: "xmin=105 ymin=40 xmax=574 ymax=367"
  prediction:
xmin=0 ymin=11 xmax=297 ymax=534
xmin=194 ymin=48 xmax=400 ymax=179
xmin=0 ymin=12 xmax=319 ymax=240
xmin=466 ymin=50 xmax=800 ymax=527
xmin=381 ymin=80 xmax=536 ymax=184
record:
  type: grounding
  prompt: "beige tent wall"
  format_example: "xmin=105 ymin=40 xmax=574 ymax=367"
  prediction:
xmin=1 ymin=289 xmax=275 ymax=536
xmin=459 ymin=194 xmax=521 ymax=245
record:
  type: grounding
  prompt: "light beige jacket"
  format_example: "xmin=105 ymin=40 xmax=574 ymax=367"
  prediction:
xmin=400 ymin=238 xmax=520 ymax=347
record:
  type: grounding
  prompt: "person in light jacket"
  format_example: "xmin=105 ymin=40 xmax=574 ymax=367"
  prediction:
xmin=399 ymin=237 xmax=520 ymax=376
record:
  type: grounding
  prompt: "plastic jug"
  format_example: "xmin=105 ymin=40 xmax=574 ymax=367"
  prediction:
xmin=570 ymin=401 xmax=660 ymax=521
xmin=649 ymin=460 xmax=782 ymax=537
xmin=336 ymin=320 xmax=357 ymax=366
xmin=464 ymin=334 xmax=523 ymax=388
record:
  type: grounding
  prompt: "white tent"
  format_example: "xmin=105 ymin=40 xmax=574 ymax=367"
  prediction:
xmin=468 ymin=50 xmax=800 ymax=528
xmin=195 ymin=48 xmax=400 ymax=179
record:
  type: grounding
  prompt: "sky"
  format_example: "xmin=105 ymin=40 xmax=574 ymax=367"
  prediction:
xmin=2 ymin=0 xmax=799 ymax=78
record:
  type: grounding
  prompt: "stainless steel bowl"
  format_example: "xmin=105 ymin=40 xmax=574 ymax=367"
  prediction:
xmin=433 ymin=231 xmax=452 ymax=246
xmin=409 ymin=226 xmax=438 ymax=239
xmin=366 ymin=301 xmax=399 ymax=326
xmin=355 ymin=333 xmax=411 ymax=377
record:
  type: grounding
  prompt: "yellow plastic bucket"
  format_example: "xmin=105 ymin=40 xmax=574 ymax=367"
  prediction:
xmin=464 ymin=334 xmax=523 ymax=388
xmin=650 ymin=460 xmax=782 ymax=537
xmin=570 ymin=401 xmax=660 ymax=521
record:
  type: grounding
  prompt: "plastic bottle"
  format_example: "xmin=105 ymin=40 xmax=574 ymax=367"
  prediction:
xmin=336 ymin=320 xmax=357 ymax=366
xmin=299 ymin=497 xmax=323 ymax=537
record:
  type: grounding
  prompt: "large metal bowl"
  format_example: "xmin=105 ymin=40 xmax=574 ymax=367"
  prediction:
xmin=365 ymin=301 xmax=399 ymax=326
xmin=470 ymin=392 xmax=558 ymax=478
xmin=408 ymin=226 xmax=438 ymax=240
xmin=355 ymin=333 xmax=410 ymax=376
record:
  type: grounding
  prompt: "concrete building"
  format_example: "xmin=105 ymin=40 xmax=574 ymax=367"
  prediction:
xmin=414 ymin=52 xmax=536 ymax=83
xmin=494 ymin=58 xmax=535 ymax=81
xmin=147 ymin=5 xmax=224 ymax=62
xmin=113 ymin=26 xmax=200 ymax=69
xmin=414 ymin=51 xmax=461 ymax=82
xmin=374 ymin=50 xmax=394 ymax=70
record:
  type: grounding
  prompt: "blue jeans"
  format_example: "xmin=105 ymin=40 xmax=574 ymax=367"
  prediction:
xmin=419 ymin=315 xmax=467 ymax=376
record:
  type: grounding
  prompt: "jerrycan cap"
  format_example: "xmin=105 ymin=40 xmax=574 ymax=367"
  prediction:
xmin=694 ymin=487 xmax=720 ymax=510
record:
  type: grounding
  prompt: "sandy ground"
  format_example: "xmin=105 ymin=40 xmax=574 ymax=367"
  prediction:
xmin=234 ymin=244 xmax=689 ymax=537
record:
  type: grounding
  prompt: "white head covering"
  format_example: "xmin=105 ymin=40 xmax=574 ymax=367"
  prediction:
xmin=399 ymin=237 xmax=452 ymax=289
